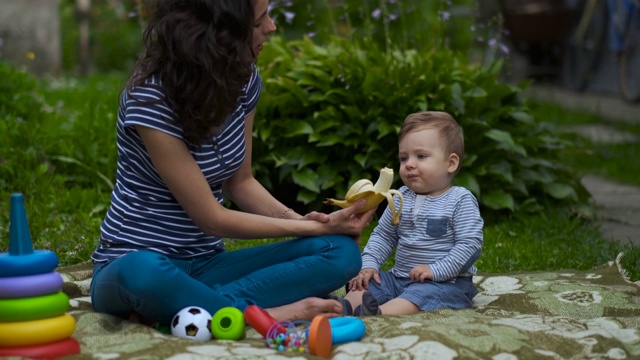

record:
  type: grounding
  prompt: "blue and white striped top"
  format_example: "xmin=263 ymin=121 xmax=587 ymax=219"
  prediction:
xmin=361 ymin=186 xmax=484 ymax=282
xmin=92 ymin=66 xmax=262 ymax=262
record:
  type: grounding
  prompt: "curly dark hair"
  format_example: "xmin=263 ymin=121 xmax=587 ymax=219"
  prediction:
xmin=128 ymin=0 xmax=256 ymax=144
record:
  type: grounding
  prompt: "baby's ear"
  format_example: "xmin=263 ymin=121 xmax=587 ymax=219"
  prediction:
xmin=447 ymin=153 xmax=460 ymax=174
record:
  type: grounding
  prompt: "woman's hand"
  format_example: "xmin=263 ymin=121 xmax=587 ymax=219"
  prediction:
xmin=348 ymin=268 xmax=380 ymax=291
xmin=326 ymin=199 xmax=377 ymax=240
xmin=409 ymin=264 xmax=433 ymax=282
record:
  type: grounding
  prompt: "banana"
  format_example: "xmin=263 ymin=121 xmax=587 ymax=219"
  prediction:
xmin=324 ymin=167 xmax=404 ymax=225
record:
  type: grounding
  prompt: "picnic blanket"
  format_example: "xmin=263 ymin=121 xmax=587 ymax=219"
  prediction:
xmin=47 ymin=253 xmax=640 ymax=359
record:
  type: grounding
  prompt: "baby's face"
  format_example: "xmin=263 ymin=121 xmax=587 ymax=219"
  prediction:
xmin=398 ymin=128 xmax=456 ymax=196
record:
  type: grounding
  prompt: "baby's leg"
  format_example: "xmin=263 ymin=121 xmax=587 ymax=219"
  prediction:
xmin=379 ymin=298 xmax=420 ymax=315
xmin=344 ymin=289 xmax=365 ymax=310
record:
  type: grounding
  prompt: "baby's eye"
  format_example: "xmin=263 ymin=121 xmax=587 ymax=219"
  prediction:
xmin=417 ymin=154 xmax=428 ymax=159
xmin=254 ymin=22 xmax=262 ymax=28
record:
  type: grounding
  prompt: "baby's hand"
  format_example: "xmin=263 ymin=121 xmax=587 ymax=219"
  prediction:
xmin=348 ymin=268 xmax=380 ymax=291
xmin=409 ymin=264 xmax=433 ymax=282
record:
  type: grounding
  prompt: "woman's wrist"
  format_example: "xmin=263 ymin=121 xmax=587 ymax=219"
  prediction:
xmin=280 ymin=208 xmax=293 ymax=219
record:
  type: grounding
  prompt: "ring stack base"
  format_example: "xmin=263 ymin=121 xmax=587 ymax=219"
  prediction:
xmin=0 ymin=193 xmax=80 ymax=358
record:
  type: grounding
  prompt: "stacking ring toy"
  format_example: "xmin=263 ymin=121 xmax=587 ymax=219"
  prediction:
xmin=1 ymin=194 xmax=58 ymax=278
xmin=0 ymin=291 xmax=69 ymax=322
xmin=211 ymin=307 xmax=245 ymax=340
xmin=0 ymin=250 xmax=59 ymax=278
xmin=328 ymin=317 xmax=366 ymax=344
xmin=0 ymin=337 xmax=81 ymax=359
xmin=0 ymin=313 xmax=76 ymax=347
xmin=244 ymin=305 xmax=286 ymax=337
xmin=0 ymin=271 xmax=63 ymax=298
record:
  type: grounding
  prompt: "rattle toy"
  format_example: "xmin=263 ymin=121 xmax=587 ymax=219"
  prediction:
xmin=244 ymin=305 xmax=366 ymax=358
xmin=0 ymin=271 xmax=63 ymax=298
xmin=0 ymin=291 xmax=70 ymax=322
xmin=243 ymin=305 xmax=286 ymax=337
xmin=0 ymin=194 xmax=58 ymax=277
xmin=0 ymin=337 xmax=81 ymax=359
xmin=211 ymin=306 xmax=245 ymax=340
xmin=0 ymin=313 xmax=76 ymax=347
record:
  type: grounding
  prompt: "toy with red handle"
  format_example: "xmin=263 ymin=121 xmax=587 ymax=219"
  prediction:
xmin=243 ymin=305 xmax=286 ymax=338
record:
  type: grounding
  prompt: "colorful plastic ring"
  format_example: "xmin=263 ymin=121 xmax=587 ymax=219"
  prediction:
xmin=328 ymin=317 xmax=366 ymax=344
xmin=244 ymin=305 xmax=286 ymax=338
xmin=0 ymin=271 xmax=63 ymax=298
xmin=0 ymin=291 xmax=69 ymax=322
xmin=0 ymin=250 xmax=59 ymax=278
xmin=211 ymin=307 xmax=245 ymax=340
xmin=0 ymin=313 xmax=76 ymax=347
xmin=0 ymin=337 xmax=80 ymax=359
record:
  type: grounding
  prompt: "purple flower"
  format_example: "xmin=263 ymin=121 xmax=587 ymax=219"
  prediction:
xmin=283 ymin=11 xmax=295 ymax=24
xmin=372 ymin=8 xmax=382 ymax=19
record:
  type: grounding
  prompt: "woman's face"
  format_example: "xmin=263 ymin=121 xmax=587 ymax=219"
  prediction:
xmin=252 ymin=0 xmax=277 ymax=55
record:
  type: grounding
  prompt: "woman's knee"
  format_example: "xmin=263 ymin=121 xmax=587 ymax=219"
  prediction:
xmin=322 ymin=235 xmax=362 ymax=277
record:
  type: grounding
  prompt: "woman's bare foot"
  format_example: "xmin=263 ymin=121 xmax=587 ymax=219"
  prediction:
xmin=265 ymin=297 xmax=342 ymax=321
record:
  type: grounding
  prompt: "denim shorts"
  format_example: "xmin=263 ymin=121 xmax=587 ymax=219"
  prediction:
xmin=366 ymin=271 xmax=478 ymax=311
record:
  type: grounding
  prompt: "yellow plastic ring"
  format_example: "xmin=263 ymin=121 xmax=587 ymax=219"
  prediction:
xmin=0 ymin=313 xmax=76 ymax=347
xmin=0 ymin=292 xmax=69 ymax=322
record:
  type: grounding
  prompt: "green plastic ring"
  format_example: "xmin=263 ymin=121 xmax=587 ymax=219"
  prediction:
xmin=0 ymin=292 xmax=69 ymax=322
xmin=211 ymin=307 xmax=245 ymax=340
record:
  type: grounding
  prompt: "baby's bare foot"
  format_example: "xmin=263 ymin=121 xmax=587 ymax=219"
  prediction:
xmin=266 ymin=297 xmax=342 ymax=321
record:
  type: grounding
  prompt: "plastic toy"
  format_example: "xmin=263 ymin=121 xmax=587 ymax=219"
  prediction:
xmin=0 ymin=313 xmax=76 ymax=347
xmin=211 ymin=306 xmax=245 ymax=340
xmin=0 ymin=194 xmax=58 ymax=277
xmin=0 ymin=337 xmax=81 ymax=359
xmin=245 ymin=304 xmax=366 ymax=358
xmin=0 ymin=271 xmax=63 ymax=298
xmin=0 ymin=193 xmax=80 ymax=358
xmin=171 ymin=306 xmax=213 ymax=342
xmin=327 ymin=317 xmax=366 ymax=345
xmin=308 ymin=316 xmax=332 ymax=358
xmin=0 ymin=291 xmax=70 ymax=322
xmin=243 ymin=305 xmax=286 ymax=337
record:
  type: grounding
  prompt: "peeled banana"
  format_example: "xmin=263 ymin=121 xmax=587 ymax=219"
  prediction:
xmin=324 ymin=167 xmax=404 ymax=225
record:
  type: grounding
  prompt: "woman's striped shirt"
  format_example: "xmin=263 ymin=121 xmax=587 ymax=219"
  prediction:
xmin=361 ymin=186 xmax=484 ymax=282
xmin=92 ymin=66 xmax=262 ymax=262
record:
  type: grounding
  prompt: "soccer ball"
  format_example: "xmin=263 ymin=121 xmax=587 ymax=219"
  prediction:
xmin=171 ymin=306 xmax=213 ymax=341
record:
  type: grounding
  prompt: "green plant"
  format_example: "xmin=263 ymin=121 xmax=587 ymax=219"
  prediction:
xmin=253 ymin=36 xmax=588 ymax=219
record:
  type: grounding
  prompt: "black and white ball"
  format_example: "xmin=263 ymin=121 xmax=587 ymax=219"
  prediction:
xmin=171 ymin=306 xmax=213 ymax=341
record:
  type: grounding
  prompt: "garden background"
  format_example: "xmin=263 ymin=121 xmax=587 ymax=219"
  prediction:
xmin=1 ymin=0 xmax=639 ymax=280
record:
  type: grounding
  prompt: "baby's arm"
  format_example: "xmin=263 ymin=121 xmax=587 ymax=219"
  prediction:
xmin=427 ymin=194 xmax=484 ymax=282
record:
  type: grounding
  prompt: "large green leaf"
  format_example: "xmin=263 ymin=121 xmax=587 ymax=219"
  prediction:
xmin=291 ymin=167 xmax=320 ymax=193
xmin=481 ymin=190 xmax=515 ymax=211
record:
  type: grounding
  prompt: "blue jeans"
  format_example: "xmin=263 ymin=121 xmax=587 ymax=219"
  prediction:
xmin=367 ymin=272 xmax=478 ymax=311
xmin=90 ymin=235 xmax=361 ymax=325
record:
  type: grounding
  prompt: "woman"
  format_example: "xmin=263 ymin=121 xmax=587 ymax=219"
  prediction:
xmin=90 ymin=0 xmax=375 ymax=326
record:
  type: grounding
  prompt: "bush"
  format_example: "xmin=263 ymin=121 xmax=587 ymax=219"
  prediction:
xmin=254 ymin=36 xmax=589 ymax=219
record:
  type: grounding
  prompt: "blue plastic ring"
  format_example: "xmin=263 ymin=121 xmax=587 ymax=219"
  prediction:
xmin=0 ymin=250 xmax=58 ymax=278
xmin=328 ymin=317 xmax=366 ymax=345
xmin=0 ymin=271 xmax=63 ymax=298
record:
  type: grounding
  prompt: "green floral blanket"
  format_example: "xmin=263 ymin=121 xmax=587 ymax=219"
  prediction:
xmin=49 ymin=253 xmax=640 ymax=359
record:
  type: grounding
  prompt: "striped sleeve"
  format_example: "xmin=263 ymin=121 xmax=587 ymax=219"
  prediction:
xmin=241 ymin=65 xmax=262 ymax=114
xmin=122 ymin=78 xmax=184 ymax=139
xmin=361 ymin=196 xmax=402 ymax=270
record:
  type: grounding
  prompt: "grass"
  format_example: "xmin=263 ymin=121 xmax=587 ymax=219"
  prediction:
xmin=1 ymin=73 xmax=639 ymax=282
xmin=530 ymin=101 xmax=640 ymax=187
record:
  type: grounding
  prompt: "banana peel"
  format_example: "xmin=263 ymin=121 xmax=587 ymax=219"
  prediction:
xmin=325 ymin=167 xmax=403 ymax=225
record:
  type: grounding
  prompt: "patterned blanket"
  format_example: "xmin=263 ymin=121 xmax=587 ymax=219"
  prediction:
xmin=51 ymin=253 xmax=640 ymax=359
